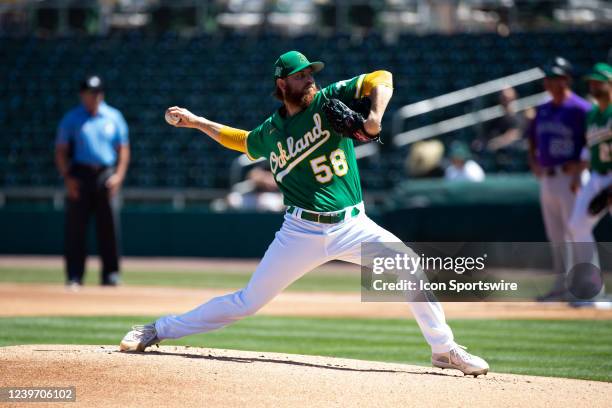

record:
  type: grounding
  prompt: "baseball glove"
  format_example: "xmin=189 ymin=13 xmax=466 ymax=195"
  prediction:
xmin=322 ymin=98 xmax=380 ymax=143
xmin=588 ymin=186 xmax=612 ymax=216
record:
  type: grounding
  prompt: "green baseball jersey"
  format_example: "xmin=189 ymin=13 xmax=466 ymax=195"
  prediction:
xmin=586 ymin=104 xmax=612 ymax=173
xmin=246 ymin=75 xmax=368 ymax=212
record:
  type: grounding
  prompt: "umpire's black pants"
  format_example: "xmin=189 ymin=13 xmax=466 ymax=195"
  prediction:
xmin=64 ymin=164 xmax=120 ymax=285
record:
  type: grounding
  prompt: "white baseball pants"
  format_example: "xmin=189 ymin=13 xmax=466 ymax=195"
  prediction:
xmin=538 ymin=171 xmax=585 ymax=290
xmin=155 ymin=204 xmax=455 ymax=353
xmin=567 ymin=171 xmax=612 ymax=269
xmin=568 ymin=171 xmax=612 ymax=242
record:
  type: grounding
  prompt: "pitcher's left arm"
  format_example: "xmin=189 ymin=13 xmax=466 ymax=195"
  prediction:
xmin=359 ymin=71 xmax=393 ymax=135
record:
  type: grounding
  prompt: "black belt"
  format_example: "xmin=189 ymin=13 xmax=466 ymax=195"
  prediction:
xmin=72 ymin=163 xmax=110 ymax=173
xmin=287 ymin=206 xmax=360 ymax=224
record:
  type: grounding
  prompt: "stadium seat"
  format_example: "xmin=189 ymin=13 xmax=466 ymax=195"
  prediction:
xmin=1 ymin=30 xmax=610 ymax=190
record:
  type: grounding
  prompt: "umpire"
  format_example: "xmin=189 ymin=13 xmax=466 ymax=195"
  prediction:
xmin=55 ymin=75 xmax=130 ymax=287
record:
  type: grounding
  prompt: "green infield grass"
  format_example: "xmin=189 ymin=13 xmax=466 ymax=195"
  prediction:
xmin=2 ymin=267 xmax=611 ymax=297
xmin=0 ymin=316 xmax=610 ymax=382
xmin=0 ymin=267 xmax=360 ymax=292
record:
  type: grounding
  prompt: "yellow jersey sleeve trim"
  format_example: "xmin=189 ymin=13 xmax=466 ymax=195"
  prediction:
xmin=244 ymin=131 xmax=258 ymax=161
xmin=359 ymin=70 xmax=393 ymax=98
xmin=354 ymin=74 xmax=365 ymax=99
xmin=218 ymin=126 xmax=248 ymax=154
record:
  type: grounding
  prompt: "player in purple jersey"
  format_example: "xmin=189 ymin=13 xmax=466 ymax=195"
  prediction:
xmin=527 ymin=57 xmax=592 ymax=301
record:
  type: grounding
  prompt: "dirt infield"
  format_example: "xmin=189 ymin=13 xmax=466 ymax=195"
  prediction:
xmin=2 ymin=255 xmax=611 ymax=319
xmin=1 ymin=283 xmax=611 ymax=319
xmin=1 ymin=345 xmax=610 ymax=408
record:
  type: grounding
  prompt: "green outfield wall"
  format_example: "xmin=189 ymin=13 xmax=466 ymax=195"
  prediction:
xmin=2 ymin=176 xmax=611 ymax=257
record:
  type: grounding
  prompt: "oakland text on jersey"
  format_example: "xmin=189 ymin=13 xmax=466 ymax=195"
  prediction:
xmin=586 ymin=119 xmax=612 ymax=147
xmin=270 ymin=113 xmax=330 ymax=181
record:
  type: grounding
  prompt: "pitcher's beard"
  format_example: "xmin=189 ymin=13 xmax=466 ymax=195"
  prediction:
xmin=285 ymin=84 xmax=319 ymax=110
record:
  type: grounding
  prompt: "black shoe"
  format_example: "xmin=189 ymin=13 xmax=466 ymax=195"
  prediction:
xmin=101 ymin=272 xmax=120 ymax=286
xmin=569 ymin=294 xmax=612 ymax=309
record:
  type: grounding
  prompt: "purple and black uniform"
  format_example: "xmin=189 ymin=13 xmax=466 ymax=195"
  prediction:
xmin=528 ymin=93 xmax=591 ymax=167
xmin=528 ymin=92 xmax=592 ymax=298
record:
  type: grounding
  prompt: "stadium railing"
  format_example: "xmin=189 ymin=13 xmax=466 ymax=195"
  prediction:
xmin=392 ymin=67 xmax=546 ymax=147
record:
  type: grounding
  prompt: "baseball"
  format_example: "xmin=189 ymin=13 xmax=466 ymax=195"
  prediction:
xmin=165 ymin=111 xmax=180 ymax=125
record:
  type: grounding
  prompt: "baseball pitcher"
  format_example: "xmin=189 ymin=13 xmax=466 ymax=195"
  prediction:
xmin=120 ymin=51 xmax=489 ymax=376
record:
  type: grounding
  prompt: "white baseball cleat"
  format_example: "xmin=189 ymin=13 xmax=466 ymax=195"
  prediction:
xmin=119 ymin=324 xmax=160 ymax=352
xmin=431 ymin=344 xmax=489 ymax=377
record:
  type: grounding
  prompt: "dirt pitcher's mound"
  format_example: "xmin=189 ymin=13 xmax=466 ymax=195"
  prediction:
xmin=0 ymin=345 xmax=610 ymax=408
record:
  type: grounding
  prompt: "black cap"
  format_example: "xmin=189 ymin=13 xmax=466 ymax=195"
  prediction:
xmin=543 ymin=57 xmax=573 ymax=78
xmin=80 ymin=75 xmax=104 ymax=92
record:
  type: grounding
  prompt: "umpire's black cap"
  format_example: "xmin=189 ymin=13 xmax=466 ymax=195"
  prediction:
xmin=80 ymin=75 xmax=104 ymax=92
xmin=543 ymin=57 xmax=573 ymax=78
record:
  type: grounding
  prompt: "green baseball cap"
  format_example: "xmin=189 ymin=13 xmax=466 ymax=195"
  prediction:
xmin=274 ymin=51 xmax=324 ymax=80
xmin=584 ymin=62 xmax=612 ymax=82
